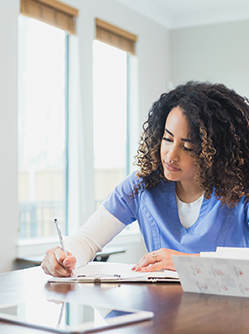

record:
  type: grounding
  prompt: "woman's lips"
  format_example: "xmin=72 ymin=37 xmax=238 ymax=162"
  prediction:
xmin=164 ymin=162 xmax=181 ymax=172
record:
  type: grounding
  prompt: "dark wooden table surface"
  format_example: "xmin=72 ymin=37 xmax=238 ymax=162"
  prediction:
xmin=1 ymin=266 xmax=249 ymax=333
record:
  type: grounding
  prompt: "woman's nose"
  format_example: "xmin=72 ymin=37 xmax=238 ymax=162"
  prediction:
xmin=167 ymin=145 xmax=179 ymax=162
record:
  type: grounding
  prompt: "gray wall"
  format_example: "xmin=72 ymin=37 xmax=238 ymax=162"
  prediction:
xmin=170 ymin=19 xmax=249 ymax=97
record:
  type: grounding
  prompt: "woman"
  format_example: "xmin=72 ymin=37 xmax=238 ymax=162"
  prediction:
xmin=42 ymin=81 xmax=249 ymax=277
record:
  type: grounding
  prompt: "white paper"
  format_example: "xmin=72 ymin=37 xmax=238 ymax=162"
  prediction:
xmin=200 ymin=247 xmax=249 ymax=259
xmin=172 ymin=255 xmax=249 ymax=297
xmin=47 ymin=262 xmax=179 ymax=283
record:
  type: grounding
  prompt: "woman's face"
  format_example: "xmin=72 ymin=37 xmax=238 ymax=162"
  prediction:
xmin=160 ymin=106 xmax=196 ymax=185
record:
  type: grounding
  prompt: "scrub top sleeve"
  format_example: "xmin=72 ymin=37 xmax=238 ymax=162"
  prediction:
xmin=245 ymin=200 xmax=249 ymax=231
xmin=102 ymin=171 xmax=139 ymax=226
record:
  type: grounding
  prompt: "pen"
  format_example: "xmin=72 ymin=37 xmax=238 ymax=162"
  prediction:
xmin=54 ymin=218 xmax=68 ymax=257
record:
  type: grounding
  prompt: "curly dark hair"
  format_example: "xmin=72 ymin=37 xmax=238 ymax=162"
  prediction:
xmin=134 ymin=81 xmax=249 ymax=207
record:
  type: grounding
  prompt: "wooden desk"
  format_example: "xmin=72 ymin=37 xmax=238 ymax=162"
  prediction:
xmin=1 ymin=266 xmax=249 ymax=333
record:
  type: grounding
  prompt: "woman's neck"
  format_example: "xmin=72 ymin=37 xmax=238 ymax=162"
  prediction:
xmin=175 ymin=181 xmax=204 ymax=203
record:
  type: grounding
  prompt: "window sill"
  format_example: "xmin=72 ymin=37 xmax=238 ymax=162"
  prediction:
xmin=18 ymin=237 xmax=60 ymax=258
xmin=17 ymin=227 xmax=142 ymax=258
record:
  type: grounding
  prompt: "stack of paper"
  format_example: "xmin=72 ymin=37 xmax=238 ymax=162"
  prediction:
xmin=47 ymin=262 xmax=179 ymax=283
xmin=200 ymin=246 xmax=249 ymax=259
xmin=172 ymin=247 xmax=249 ymax=298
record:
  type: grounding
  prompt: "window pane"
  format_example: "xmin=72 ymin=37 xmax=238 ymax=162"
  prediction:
xmin=18 ymin=16 xmax=67 ymax=239
xmin=93 ymin=41 xmax=127 ymax=208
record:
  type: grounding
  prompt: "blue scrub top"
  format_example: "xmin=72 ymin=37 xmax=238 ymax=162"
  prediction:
xmin=102 ymin=171 xmax=249 ymax=253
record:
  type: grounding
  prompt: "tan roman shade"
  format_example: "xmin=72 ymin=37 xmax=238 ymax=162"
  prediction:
xmin=20 ymin=0 xmax=78 ymax=35
xmin=96 ymin=18 xmax=137 ymax=55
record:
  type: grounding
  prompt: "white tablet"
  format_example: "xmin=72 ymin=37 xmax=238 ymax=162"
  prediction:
xmin=0 ymin=299 xmax=153 ymax=333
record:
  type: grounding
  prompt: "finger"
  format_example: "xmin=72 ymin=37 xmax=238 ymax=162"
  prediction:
xmin=53 ymin=249 xmax=76 ymax=275
xmin=132 ymin=258 xmax=151 ymax=271
xmin=63 ymin=256 xmax=76 ymax=271
xmin=41 ymin=254 xmax=63 ymax=277
xmin=131 ymin=254 xmax=146 ymax=271
xmin=137 ymin=263 xmax=163 ymax=272
xmin=41 ymin=259 xmax=50 ymax=275
xmin=52 ymin=247 xmax=76 ymax=274
xmin=41 ymin=249 xmax=71 ymax=277
xmin=133 ymin=253 xmax=157 ymax=271
xmin=53 ymin=247 xmax=67 ymax=265
xmin=52 ymin=248 xmax=75 ymax=274
xmin=132 ymin=254 xmax=146 ymax=268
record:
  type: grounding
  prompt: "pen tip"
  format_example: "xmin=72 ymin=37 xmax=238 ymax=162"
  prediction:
xmin=54 ymin=218 xmax=57 ymax=222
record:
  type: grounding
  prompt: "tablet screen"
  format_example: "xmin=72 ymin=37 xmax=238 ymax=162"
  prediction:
xmin=0 ymin=299 xmax=153 ymax=333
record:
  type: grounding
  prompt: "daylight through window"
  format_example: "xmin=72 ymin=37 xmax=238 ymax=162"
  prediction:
xmin=93 ymin=40 xmax=128 ymax=208
xmin=18 ymin=16 xmax=68 ymax=239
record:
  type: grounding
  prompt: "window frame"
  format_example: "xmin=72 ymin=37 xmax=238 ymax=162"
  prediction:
xmin=17 ymin=15 xmax=70 ymax=247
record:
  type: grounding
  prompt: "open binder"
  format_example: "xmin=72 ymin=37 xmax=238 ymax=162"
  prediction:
xmin=47 ymin=262 xmax=179 ymax=284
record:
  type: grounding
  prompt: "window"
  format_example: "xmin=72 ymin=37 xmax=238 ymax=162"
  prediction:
xmin=93 ymin=20 xmax=138 ymax=210
xmin=93 ymin=40 xmax=128 ymax=207
xmin=18 ymin=16 xmax=68 ymax=239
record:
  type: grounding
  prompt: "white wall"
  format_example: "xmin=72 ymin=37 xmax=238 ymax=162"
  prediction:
xmin=0 ymin=0 xmax=170 ymax=272
xmin=0 ymin=0 xmax=19 ymax=272
xmin=170 ymin=19 xmax=249 ymax=98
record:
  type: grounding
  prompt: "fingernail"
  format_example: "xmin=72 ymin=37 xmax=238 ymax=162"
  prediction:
xmin=133 ymin=267 xmax=141 ymax=272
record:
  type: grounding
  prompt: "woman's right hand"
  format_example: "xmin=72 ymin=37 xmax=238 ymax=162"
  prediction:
xmin=41 ymin=247 xmax=76 ymax=277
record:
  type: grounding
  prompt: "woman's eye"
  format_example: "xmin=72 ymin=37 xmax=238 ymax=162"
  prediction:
xmin=162 ymin=137 xmax=172 ymax=142
xmin=183 ymin=146 xmax=193 ymax=152
xmin=162 ymin=137 xmax=193 ymax=151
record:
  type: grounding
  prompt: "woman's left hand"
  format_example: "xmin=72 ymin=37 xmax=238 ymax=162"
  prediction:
xmin=132 ymin=248 xmax=198 ymax=272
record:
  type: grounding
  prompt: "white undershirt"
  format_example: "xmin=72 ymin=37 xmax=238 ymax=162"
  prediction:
xmin=65 ymin=205 xmax=126 ymax=269
xmin=176 ymin=193 xmax=204 ymax=229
